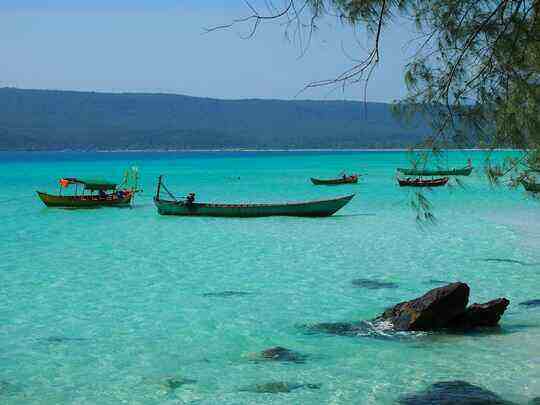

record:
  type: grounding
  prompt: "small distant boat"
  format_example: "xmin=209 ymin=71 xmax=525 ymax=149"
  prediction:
xmin=37 ymin=169 xmax=140 ymax=208
xmin=397 ymin=166 xmax=473 ymax=176
xmin=311 ymin=174 xmax=359 ymax=185
xmin=521 ymin=178 xmax=540 ymax=192
xmin=154 ymin=176 xmax=354 ymax=217
xmin=397 ymin=177 xmax=449 ymax=188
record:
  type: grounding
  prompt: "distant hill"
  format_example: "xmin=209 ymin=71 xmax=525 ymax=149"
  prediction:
xmin=0 ymin=88 xmax=430 ymax=150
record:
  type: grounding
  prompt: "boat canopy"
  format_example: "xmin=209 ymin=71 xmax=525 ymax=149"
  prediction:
xmin=60 ymin=177 xmax=117 ymax=191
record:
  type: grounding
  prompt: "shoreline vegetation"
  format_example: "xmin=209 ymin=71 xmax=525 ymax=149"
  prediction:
xmin=0 ymin=148 xmax=518 ymax=153
xmin=0 ymin=87 xmax=428 ymax=151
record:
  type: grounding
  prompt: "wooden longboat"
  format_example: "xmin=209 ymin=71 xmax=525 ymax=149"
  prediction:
xmin=311 ymin=175 xmax=359 ymax=185
xmin=397 ymin=166 xmax=473 ymax=176
xmin=37 ymin=175 xmax=137 ymax=208
xmin=154 ymin=176 xmax=354 ymax=217
xmin=521 ymin=179 xmax=540 ymax=192
xmin=397 ymin=177 xmax=449 ymax=188
xmin=37 ymin=191 xmax=133 ymax=208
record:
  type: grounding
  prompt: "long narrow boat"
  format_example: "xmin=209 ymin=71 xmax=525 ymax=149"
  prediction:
xmin=37 ymin=190 xmax=133 ymax=208
xmin=37 ymin=174 xmax=138 ymax=208
xmin=154 ymin=176 xmax=354 ymax=217
xmin=397 ymin=177 xmax=449 ymax=188
xmin=397 ymin=166 xmax=473 ymax=176
xmin=311 ymin=175 xmax=359 ymax=185
xmin=521 ymin=179 xmax=540 ymax=192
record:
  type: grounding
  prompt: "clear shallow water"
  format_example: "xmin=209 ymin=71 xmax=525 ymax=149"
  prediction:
xmin=1 ymin=151 xmax=539 ymax=404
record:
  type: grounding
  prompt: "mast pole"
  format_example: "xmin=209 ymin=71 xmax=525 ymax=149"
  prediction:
xmin=156 ymin=175 xmax=162 ymax=201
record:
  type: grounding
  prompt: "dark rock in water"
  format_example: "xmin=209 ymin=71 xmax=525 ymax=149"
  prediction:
xmin=529 ymin=398 xmax=540 ymax=404
xmin=163 ymin=377 xmax=196 ymax=390
xmin=202 ymin=291 xmax=250 ymax=297
xmin=0 ymin=381 xmax=19 ymax=395
xmin=376 ymin=283 xmax=510 ymax=331
xmin=239 ymin=381 xmax=321 ymax=394
xmin=481 ymin=258 xmax=539 ymax=266
xmin=377 ymin=282 xmax=470 ymax=331
xmin=448 ymin=298 xmax=510 ymax=329
xmin=398 ymin=380 xmax=516 ymax=404
xmin=259 ymin=346 xmax=307 ymax=363
xmin=302 ymin=320 xmax=423 ymax=340
xmin=351 ymin=278 xmax=398 ymax=289
xmin=519 ymin=299 xmax=540 ymax=307
xmin=43 ymin=336 xmax=88 ymax=344
xmin=302 ymin=321 xmax=365 ymax=336
xmin=307 ymin=283 xmax=509 ymax=335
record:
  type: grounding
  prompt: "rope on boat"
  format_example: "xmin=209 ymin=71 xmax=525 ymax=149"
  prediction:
xmin=160 ymin=182 xmax=178 ymax=201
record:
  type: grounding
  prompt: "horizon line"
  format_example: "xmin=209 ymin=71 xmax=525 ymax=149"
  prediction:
xmin=0 ymin=86 xmax=397 ymax=104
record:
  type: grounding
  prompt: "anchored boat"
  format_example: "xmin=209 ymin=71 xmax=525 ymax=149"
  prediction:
xmin=311 ymin=174 xmax=359 ymax=185
xmin=397 ymin=177 xmax=449 ymax=188
xmin=154 ymin=176 xmax=354 ymax=217
xmin=397 ymin=165 xmax=473 ymax=176
xmin=37 ymin=168 xmax=140 ymax=208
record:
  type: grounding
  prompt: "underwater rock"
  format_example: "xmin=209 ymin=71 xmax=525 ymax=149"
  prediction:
xmin=529 ymin=398 xmax=540 ymax=404
xmin=143 ymin=376 xmax=197 ymax=391
xmin=351 ymin=278 xmax=398 ymax=289
xmin=257 ymin=346 xmax=307 ymax=363
xmin=42 ymin=336 xmax=88 ymax=344
xmin=302 ymin=321 xmax=365 ymax=336
xmin=481 ymin=258 xmax=539 ymax=266
xmin=398 ymin=380 xmax=516 ymax=404
xmin=202 ymin=291 xmax=251 ymax=297
xmin=519 ymin=299 xmax=540 ymax=307
xmin=302 ymin=320 xmax=423 ymax=340
xmin=448 ymin=298 xmax=510 ymax=329
xmin=0 ymin=381 xmax=20 ymax=396
xmin=239 ymin=381 xmax=321 ymax=394
xmin=162 ymin=377 xmax=197 ymax=391
xmin=377 ymin=282 xmax=470 ymax=331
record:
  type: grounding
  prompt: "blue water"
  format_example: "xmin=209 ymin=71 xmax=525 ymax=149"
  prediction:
xmin=1 ymin=151 xmax=539 ymax=404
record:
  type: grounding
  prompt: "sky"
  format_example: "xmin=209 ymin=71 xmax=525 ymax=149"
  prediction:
xmin=0 ymin=1 xmax=417 ymax=102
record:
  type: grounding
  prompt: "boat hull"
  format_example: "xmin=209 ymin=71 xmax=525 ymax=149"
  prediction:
xmin=154 ymin=194 xmax=355 ymax=217
xmin=37 ymin=191 xmax=132 ymax=208
xmin=521 ymin=179 xmax=540 ymax=192
xmin=397 ymin=167 xmax=473 ymax=176
xmin=311 ymin=176 xmax=358 ymax=185
xmin=397 ymin=177 xmax=449 ymax=187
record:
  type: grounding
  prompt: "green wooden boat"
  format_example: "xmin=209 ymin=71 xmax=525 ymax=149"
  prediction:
xmin=521 ymin=179 xmax=540 ymax=192
xmin=154 ymin=176 xmax=354 ymax=217
xmin=311 ymin=174 xmax=359 ymax=185
xmin=397 ymin=166 xmax=473 ymax=176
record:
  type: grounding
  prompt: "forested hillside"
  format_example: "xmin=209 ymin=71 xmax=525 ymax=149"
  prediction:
xmin=0 ymin=88 xmax=429 ymax=150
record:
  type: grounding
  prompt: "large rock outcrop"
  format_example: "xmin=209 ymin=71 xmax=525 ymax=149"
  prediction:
xmin=448 ymin=298 xmax=510 ymax=329
xmin=376 ymin=282 xmax=470 ymax=331
xmin=375 ymin=282 xmax=509 ymax=331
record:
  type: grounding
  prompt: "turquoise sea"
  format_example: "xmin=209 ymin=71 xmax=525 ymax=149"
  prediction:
xmin=1 ymin=150 xmax=540 ymax=404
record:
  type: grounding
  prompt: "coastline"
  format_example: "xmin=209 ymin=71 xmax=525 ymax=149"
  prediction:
xmin=0 ymin=147 xmax=519 ymax=153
